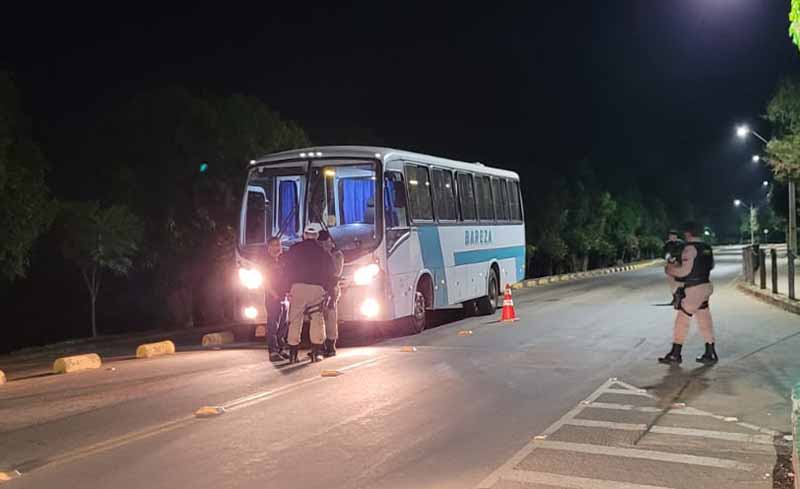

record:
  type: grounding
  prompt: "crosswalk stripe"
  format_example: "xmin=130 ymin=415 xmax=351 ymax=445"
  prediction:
xmin=650 ymin=426 xmax=775 ymax=445
xmin=601 ymin=388 xmax=654 ymax=398
xmin=501 ymin=470 xmax=676 ymax=489
xmin=586 ymin=402 xmax=663 ymax=413
xmin=533 ymin=440 xmax=757 ymax=471
xmin=566 ymin=419 xmax=648 ymax=431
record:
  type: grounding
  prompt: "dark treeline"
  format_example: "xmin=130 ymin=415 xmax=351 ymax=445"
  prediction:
xmin=1 ymin=75 xmax=308 ymax=352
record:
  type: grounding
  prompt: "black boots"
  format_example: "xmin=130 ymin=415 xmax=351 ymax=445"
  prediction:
xmin=308 ymin=345 xmax=324 ymax=363
xmin=658 ymin=343 xmax=683 ymax=364
xmin=322 ymin=339 xmax=337 ymax=357
xmin=288 ymin=347 xmax=299 ymax=364
xmin=696 ymin=343 xmax=718 ymax=364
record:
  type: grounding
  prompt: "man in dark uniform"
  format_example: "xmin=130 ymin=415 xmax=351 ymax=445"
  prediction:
xmin=662 ymin=230 xmax=684 ymax=305
xmin=282 ymin=224 xmax=336 ymax=364
xmin=659 ymin=221 xmax=717 ymax=365
xmin=264 ymin=237 xmax=289 ymax=362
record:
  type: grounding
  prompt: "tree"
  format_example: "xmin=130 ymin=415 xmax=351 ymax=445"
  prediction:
xmin=766 ymin=79 xmax=800 ymax=181
xmin=59 ymin=203 xmax=143 ymax=337
xmin=0 ymin=72 xmax=54 ymax=281
xmin=88 ymin=87 xmax=309 ymax=326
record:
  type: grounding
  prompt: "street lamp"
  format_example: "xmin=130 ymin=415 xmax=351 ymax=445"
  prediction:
xmin=733 ymin=198 xmax=757 ymax=245
xmin=763 ymin=180 xmax=769 ymax=187
xmin=752 ymin=155 xmax=761 ymax=163
xmin=736 ymin=124 xmax=796 ymax=263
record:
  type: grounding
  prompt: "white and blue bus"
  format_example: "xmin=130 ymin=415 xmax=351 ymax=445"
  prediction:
xmin=235 ymin=146 xmax=525 ymax=333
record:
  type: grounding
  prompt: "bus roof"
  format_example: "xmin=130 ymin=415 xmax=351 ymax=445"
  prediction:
xmin=251 ymin=145 xmax=520 ymax=180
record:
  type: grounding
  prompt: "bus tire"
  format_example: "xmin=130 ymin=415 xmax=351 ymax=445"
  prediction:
xmin=405 ymin=289 xmax=428 ymax=335
xmin=476 ymin=267 xmax=500 ymax=315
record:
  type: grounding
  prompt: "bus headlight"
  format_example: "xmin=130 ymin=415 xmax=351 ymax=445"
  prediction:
xmin=360 ymin=298 xmax=380 ymax=318
xmin=353 ymin=264 xmax=380 ymax=285
xmin=238 ymin=268 xmax=263 ymax=289
xmin=243 ymin=306 xmax=258 ymax=319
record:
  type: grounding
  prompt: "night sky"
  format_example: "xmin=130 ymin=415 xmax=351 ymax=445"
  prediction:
xmin=3 ymin=1 xmax=800 ymax=228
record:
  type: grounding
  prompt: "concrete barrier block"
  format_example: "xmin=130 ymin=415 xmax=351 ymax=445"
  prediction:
xmin=201 ymin=331 xmax=235 ymax=346
xmin=53 ymin=353 xmax=102 ymax=374
xmin=0 ymin=369 xmax=5 ymax=385
xmin=136 ymin=340 xmax=176 ymax=359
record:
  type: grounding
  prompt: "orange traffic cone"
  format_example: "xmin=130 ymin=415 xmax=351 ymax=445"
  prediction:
xmin=500 ymin=285 xmax=519 ymax=322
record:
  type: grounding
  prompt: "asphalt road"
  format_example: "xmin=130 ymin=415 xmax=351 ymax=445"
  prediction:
xmin=2 ymin=247 xmax=799 ymax=489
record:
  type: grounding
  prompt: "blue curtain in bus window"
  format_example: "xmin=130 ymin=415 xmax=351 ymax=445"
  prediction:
xmin=384 ymin=177 xmax=397 ymax=228
xmin=278 ymin=180 xmax=298 ymax=238
xmin=342 ymin=179 xmax=375 ymax=224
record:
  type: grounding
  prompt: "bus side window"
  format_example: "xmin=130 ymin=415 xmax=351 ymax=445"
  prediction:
xmin=457 ymin=173 xmax=477 ymax=221
xmin=384 ymin=171 xmax=408 ymax=228
xmin=491 ymin=178 xmax=509 ymax=221
xmin=508 ymin=180 xmax=522 ymax=221
xmin=406 ymin=165 xmax=434 ymax=221
xmin=475 ymin=175 xmax=494 ymax=221
xmin=431 ymin=168 xmax=457 ymax=221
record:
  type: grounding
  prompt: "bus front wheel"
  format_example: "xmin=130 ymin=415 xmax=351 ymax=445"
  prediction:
xmin=476 ymin=268 xmax=500 ymax=315
xmin=405 ymin=290 xmax=427 ymax=335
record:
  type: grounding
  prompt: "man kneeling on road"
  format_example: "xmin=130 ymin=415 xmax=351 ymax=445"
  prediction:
xmin=658 ymin=221 xmax=718 ymax=365
xmin=282 ymin=223 xmax=336 ymax=364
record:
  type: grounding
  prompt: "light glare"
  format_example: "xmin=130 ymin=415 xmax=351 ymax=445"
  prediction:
xmin=243 ymin=306 xmax=258 ymax=319
xmin=736 ymin=125 xmax=750 ymax=138
xmin=354 ymin=263 xmax=380 ymax=285
xmin=238 ymin=268 xmax=264 ymax=289
xmin=360 ymin=298 xmax=380 ymax=318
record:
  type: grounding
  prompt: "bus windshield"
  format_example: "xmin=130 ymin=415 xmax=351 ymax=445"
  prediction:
xmin=307 ymin=161 xmax=380 ymax=260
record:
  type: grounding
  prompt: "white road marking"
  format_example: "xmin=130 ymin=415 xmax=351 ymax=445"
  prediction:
xmin=649 ymin=426 xmax=775 ymax=445
xmin=566 ymin=419 xmax=648 ymax=431
xmin=475 ymin=378 xmax=619 ymax=488
xmin=502 ymin=470 xmax=676 ymax=489
xmin=585 ymin=402 xmax=663 ymax=413
xmin=477 ymin=377 xmax=775 ymax=489
xmin=600 ymin=388 xmax=655 ymax=398
xmin=533 ymin=440 xmax=757 ymax=471
xmin=225 ymin=357 xmax=380 ymax=411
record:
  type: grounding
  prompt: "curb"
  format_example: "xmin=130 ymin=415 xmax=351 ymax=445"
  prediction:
xmin=135 ymin=340 xmax=176 ymax=359
xmin=511 ymin=259 xmax=662 ymax=291
xmin=793 ymin=382 xmax=800 ymax=489
xmin=52 ymin=353 xmax=102 ymax=374
xmin=201 ymin=331 xmax=235 ymax=347
xmin=736 ymin=282 xmax=800 ymax=316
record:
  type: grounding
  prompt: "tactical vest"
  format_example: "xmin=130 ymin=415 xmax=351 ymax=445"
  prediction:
xmin=676 ymin=242 xmax=714 ymax=286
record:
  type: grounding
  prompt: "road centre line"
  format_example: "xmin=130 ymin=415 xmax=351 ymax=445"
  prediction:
xmin=532 ymin=440 xmax=757 ymax=471
xmin=7 ymin=356 xmax=381 ymax=480
xmin=501 ymin=470 xmax=676 ymax=489
xmin=224 ymin=357 xmax=380 ymax=412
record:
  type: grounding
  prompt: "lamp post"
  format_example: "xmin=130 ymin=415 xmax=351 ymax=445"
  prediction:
xmin=736 ymin=125 xmax=796 ymax=258
xmin=734 ymin=199 xmax=757 ymax=245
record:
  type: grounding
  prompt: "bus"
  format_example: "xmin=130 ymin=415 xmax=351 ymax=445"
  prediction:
xmin=235 ymin=146 xmax=525 ymax=333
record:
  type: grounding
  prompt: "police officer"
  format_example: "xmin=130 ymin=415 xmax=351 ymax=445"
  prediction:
xmin=317 ymin=230 xmax=344 ymax=357
xmin=659 ymin=221 xmax=718 ymax=365
xmin=662 ymin=229 xmax=684 ymax=305
xmin=282 ymin=223 xmax=336 ymax=363
xmin=264 ymin=237 xmax=289 ymax=362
